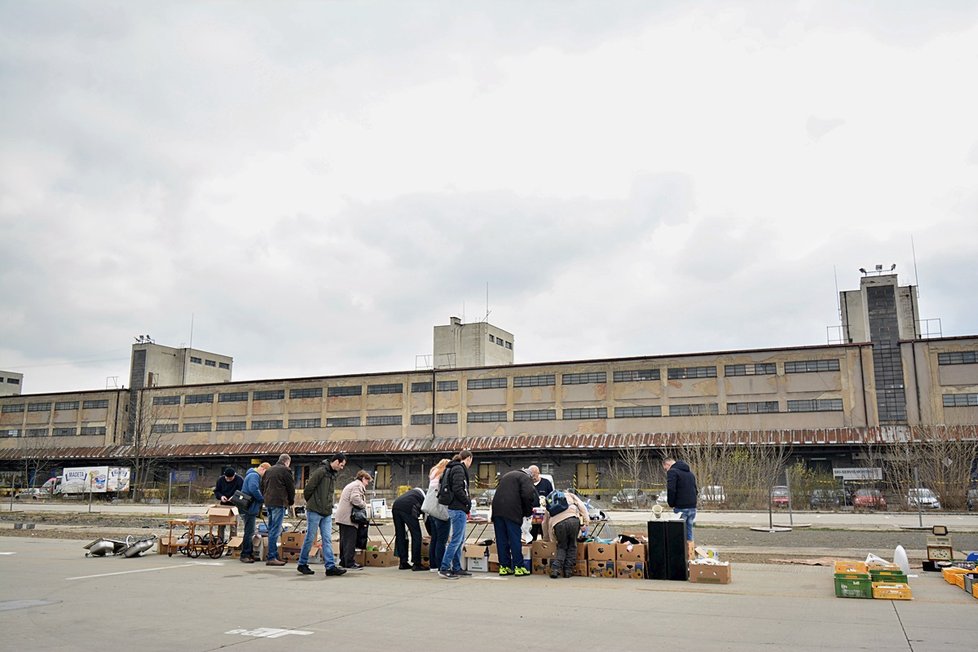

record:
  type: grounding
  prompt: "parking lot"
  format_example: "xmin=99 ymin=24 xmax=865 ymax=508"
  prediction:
xmin=2 ymin=535 xmax=977 ymax=651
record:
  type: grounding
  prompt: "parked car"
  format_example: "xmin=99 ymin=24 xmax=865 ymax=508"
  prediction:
xmin=852 ymin=488 xmax=887 ymax=511
xmin=968 ymin=488 xmax=978 ymax=511
xmin=14 ymin=488 xmax=51 ymax=500
xmin=809 ymin=489 xmax=844 ymax=510
xmin=476 ymin=489 xmax=496 ymax=507
xmin=611 ymin=488 xmax=650 ymax=508
xmin=699 ymin=485 xmax=726 ymax=505
xmin=906 ymin=488 xmax=941 ymax=510
xmin=770 ymin=486 xmax=790 ymax=508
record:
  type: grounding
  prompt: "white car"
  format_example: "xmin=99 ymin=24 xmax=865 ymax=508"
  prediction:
xmin=906 ymin=488 xmax=941 ymax=509
xmin=699 ymin=485 xmax=726 ymax=505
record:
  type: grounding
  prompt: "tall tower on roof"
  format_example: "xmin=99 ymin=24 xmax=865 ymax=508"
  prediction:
xmin=433 ymin=317 xmax=514 ymax=369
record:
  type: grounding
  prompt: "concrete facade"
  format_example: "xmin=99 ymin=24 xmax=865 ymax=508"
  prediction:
xmin=0 ymin=370 xmax=23 ymax=396
xmin=433 ymin=317 xmax=513 ymax=369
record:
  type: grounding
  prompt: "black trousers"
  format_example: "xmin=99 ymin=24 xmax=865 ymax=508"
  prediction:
xmin=529 ymin=522 xmax=543 ymax=541
xmin=392 ymin=509 xmax=423 ymax=566
xmin=338 ymin=523 xmax=359 ymax=567
xmin=552 ymin=517 xmax=580 ymax=572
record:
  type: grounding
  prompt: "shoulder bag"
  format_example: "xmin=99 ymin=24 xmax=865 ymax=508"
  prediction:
xmin=230 ymin=490 xmax=253 ymax=511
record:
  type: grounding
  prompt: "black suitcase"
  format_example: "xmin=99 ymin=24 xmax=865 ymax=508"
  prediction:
xmin=647 ymin=519 xmax=688 ymax=580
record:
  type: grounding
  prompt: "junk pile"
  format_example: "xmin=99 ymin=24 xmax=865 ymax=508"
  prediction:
xmin=84 ymin=535 xmax=158 ymax=558
xmin=834 ymin=559 xmax=912 ymax=600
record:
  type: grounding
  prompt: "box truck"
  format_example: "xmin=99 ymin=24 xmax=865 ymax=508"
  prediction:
xmin=53 ymin=466 xmax=131 ymax=497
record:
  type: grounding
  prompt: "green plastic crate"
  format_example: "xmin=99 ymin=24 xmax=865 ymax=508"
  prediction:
xmin=835 ymin=576 xmax=873 ymax=598
xmin=870 ymin=570 xmax=908 ymax=584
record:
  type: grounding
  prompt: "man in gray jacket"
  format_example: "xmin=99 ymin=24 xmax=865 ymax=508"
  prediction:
xmin=297 ymin=453 xmax=348 ymax=576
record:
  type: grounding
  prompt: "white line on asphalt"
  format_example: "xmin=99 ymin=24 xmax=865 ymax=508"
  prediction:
xmin=0 ymin=552 xmax=17 ymax=555
xmin=66 ymin=563 xmax=199 ymax=581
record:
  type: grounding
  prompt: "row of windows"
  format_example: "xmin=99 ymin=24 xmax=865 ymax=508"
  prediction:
xmin=0 ymin=376 xmax=21 ymax=384
xmin=724 ymin=363 xmax=777 ymax=377
xmin=2 ymin=425 xmax=107 ymax=437
xmin=943 ymin=393 xmax=978 ymax=407
xmin=784 ymin=359 xmax=841 ymax=374
xmin=189 ymin=356 xmax=230 ymax=370
xmin=1 ymin=399 xmax=109 ymax=413
xmin=487 ymin=334 xmax=513 ymax=349
xmin=667 ymin=367 xmax=717 ymax=380
xmin=514 ymin=375 xmax=555 ymax=388
xmin=410 ymin=381 xmax=460 ymax=393
xmin=938 ymin=351 xmax=977 ymax=366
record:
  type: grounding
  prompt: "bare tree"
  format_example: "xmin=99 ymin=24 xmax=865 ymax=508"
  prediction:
xmin=608 ymin=445 xmax=652 ymax=503
xmin=122 ymin=395 xmax=177 ymax=501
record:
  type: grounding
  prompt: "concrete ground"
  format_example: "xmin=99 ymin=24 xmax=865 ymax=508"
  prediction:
xmin=1 ymin=535 xmax=976 ymax=652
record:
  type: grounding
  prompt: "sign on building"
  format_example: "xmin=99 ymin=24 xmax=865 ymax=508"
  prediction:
xmin=832 ymin=467 xmax=883 ymax=481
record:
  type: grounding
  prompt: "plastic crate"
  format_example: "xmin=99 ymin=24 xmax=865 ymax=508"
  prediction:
xmin=870 ymin=570 xmax=908 ymax=584
xmin=872 ymin=582 xmax=913 ymax=600
xmin=942 ymin=567 xmax=971 ymax=584
xmin=835 ymin=560 xmax=868 ymax=575
xmin=835 ymin=577 xmax=873 ymax=599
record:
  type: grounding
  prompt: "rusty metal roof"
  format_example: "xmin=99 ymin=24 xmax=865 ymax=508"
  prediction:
xmin=3 ymin=427 xmax=971 ymax=462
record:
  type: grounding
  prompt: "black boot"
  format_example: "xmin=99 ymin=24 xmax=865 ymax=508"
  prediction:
xmin=564 ymin=563 xmax=575 ymax=578
xmin=549 ymin=560 xmax=561 ymax=579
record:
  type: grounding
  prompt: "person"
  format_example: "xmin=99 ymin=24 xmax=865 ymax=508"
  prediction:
xmin=491 ymin=468 xmax=537 ymax=576
xmin=543 ymin=490 xmax=590 ymax=578
xmin=238 ymin=462 xmax=270 ymax=563
xmin=336 ymin=470 xmax=372 ymax=569
xmin=527 ymin=465 xmax=553 ymax=542
xmin=297 ymin=453 xmax=348 ymax=577
xmin=213 ymin=467 xmax=243 ymax=542
xmin=663 ymin=457 xmax=698 ymax=558
xmin=391 ymin=487 xmax=426 ymax=570
xmin=438 ymin=450 xmax=473 ymax=580
xmin=423 ymin=459 xmax=451 ymax=574
xmin=260 ymin=453 xmax=295 ymax=567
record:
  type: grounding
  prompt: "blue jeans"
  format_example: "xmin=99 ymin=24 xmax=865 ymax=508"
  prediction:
xmin=674 ymin=507 xmax=696 ymax=541
xmin=440 ymin=509 xmax=467 ymax=572
xmin=241 ymin=510 xmax=257 ymax=559
xmin=427 ymin=516 xmax=450 ymax=569
xmin=493 ymin=517 xmax=524 ymax=569
xmin=267 ymin=506 xmax=286 ymax=561
xmin=299 ymin=510 xmax=336 ymax=568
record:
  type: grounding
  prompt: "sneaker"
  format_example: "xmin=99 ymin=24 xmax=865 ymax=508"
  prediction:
xmin=514 ymin=566 xmax=530 ymax=577
xmin=239 ymin=556 xmax=254 ymax=564
xmin=265 ymin=559 xmax=287 ymax=567
xmin=341 ymin=563 xmax=364 ymax=570
xmin=563 ymin=568 xmax=575 ymax=578
xmin=454 ymin=569 xmax=472 ymax=577
xmin=296 ymin=564 xmax=314 ymax=575
xmin=550 ymin=569 xmax=560 ymax=578
xmin=498 ymin=566 xmax=513 ymax=576
xmin=439 ymin=570 xmax=458 ymax=580
xmin=325 ymin=566 xmax=347 ymax=576
xmin=411 ymin=564 xmax=426 ymax=571
xmin=430 ymin=568 xmax=440 ymax=573
xmin=398 ymin=564 xmax=412 ymax=570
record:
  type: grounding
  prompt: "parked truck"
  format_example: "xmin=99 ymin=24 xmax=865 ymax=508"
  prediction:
xmin=43 ymin=466 xmax=131 ymax=498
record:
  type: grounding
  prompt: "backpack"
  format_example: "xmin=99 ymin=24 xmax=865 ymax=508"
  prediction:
xmin=437 ymin=468 xmax=455 ymax=506
xmin=546 ymin=490 xmax=569 ymax=516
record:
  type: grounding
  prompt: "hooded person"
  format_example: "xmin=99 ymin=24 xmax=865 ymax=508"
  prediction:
xmin=663 ymin=457 xmax=698 ymax=558
xmin=490 ymin=468 xmax=538 ymax=576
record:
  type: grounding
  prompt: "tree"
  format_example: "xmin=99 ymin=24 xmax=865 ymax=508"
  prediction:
xmin=122 ymin=394 xmax=177 ymax=501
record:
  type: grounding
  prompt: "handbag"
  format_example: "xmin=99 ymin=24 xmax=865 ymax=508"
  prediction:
xmin=422 ymin=484 xmax=449 ymax=521
xmin=350 ymin=506 xmax=369 ymax=525
xmin=229 ymin=490 xmax=253 ymax=511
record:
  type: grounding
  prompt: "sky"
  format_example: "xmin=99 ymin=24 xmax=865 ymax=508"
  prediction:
xmin=2 ymin=1 xmax=977 ymax=395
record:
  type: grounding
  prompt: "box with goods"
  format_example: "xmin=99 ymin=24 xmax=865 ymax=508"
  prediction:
xmin=616 ymin=561 xmax=645 ymax=580
xmin=834 ymin=561 xmax=872 ymax=599
xmin=206 ymin=505 xmax=239 ymax=525
xmin=688 ymin=559 xmax=732 ymax=584
xmin=531 ymin=540 xmax=556 ymax=575
xmin=868 ymin=561 xmax=907 ymax=585
xmin=463 ymin=544 xmax=490 ymax=572
xmin=871 ymin=583 xmax=913 ymax=600
xmin=362 ymin=540 xmax=396 ymax=567
xmin=587 ymin=560 xmax=616 ymax=578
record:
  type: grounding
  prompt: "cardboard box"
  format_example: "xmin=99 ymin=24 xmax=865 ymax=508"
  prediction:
xmin=688 ymin=562 xmax=732 ymax=584
xmin=574 ymin=560 xmax=588 ymax=577
xmin=616 ymin=561 xmax=646 ymax=580
xmin=531 ymin=540 xmax=556 ymax=560
xmin=532 ymin=556 xmax=552 ymax=575
xmin=588 ymin=560 xmax=616 ymax=578
xmin=280 ymin=546 xmax=301 ymax=563
xmin=587 ymin=542 xmax=615 ymax=561
xmin=576 ymin=543 xmax=587 ymax=561
xmin=282 ymin=531 xmax=306 ymax=547
xmin=206 ymin=505 xmax=239 ymax=524
xmin=616 ymin=543 xmax=646 ymax=562
xmin=364 ymin=549 xmax=396 ymax=567
xmin=466 ymin=556 xmax=489 ymax=572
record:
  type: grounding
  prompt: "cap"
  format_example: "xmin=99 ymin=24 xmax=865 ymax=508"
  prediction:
xmin=223 ymin=467 xmax=235 ymax=477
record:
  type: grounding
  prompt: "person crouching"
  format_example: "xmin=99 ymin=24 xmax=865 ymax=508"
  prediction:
xmin=543 ymin=490 xmax=590 ymax=578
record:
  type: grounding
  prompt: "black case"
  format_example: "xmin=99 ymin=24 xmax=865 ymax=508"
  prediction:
xmin=647 ymin=519 xmax=688 ymax=580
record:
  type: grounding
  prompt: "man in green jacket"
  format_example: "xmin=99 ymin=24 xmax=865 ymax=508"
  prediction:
xmin=297 ymin=453 xmax=348 ymax=576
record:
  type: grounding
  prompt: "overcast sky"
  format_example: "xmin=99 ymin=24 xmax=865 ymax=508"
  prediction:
xmin=2 ymin=1 xmax=977 ymax=395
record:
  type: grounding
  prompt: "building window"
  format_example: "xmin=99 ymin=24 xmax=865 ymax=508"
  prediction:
xmin=411 ymin=382 xmax=432 ymax=393
xmin=289 ymin=418 xmax=322 ymax=428
xmin=1 ymin=428 xmax=20 ymax=437
xmin=326 ymin=417 xmax=360 ymax=428
xmin=488 ymin=334 xmax=495 ymax=343
xmin=190 ymin=356 xmax=202 ymax=364
xmin=251 ymin=419 xmax=283 ymax=429
xmin=943 ymin=393 xmax=978 ymax=407
xmin=151 ymin=423 xmax=178 ymax=434
xmin=437 ymin=380 xmax=459 ymax=392
xmin=185 ymin=393 xmax=213 ymax=404
xmin=562 ymin=407 xmax=607 ymax=420
xmin=216 ymin=421 xmax=246 ymax=431
xmin=787 ymin=399 xmax=844 ymax=412
xmin=724 ymin=363 xmax=777 ymax=377
xmin=513 ymin=409 xmax=556 ymax=421
xmin=328 ymin=385 xmax=362 ymax=397
xmin=183 ymin=422 xmax=212 ymax=432
xmin=468 ymin=378 xmax=507 ymax=390
xmin=27 ymin=402 xmax=52 ymax=412
xmin=496 ymin=338 xmax=505 ymax=347
xmin=219 ymin=392 xmax=249 ymax=403
xmin=153 ymin=396 xmax=180 ymax=406
xmin=411 ymin=414 xmax=433 ymax=425
xmin=613 ymin=369 xmax=660 ymax=382
xmin=614 ymin=406 xmax=662 ymax=418
xmin=253 ymin=390 xmax=285 ymax=401
xmin=366 ymin=415 xmax=402 ymax=426
xmin=938 ymin=351 xmax=978 ymax=365
xmin=53 ymin=427 xmax=76 ymax=436
xmin=514 ymin=374 xmax=555 ymax=388
xmin=727 ymin=401 xmax=780 ymax=414
xmin=6 ymin=377 xmax=20 ymax=384
xmin=289 ymin=388 xmax=323 ymax=399
xmin=784 ymin=359 xmax=841 ymax=374
xmin=667 ymin=366 xmax=717 ymax=380
xmin=2 ymin=404 xmax=25 ymax=413
xmin=219 ymin=362 xmax=231 ymax=370
xmin=562 ymin=372 xmax=607 ymax=385
xmin=367 ymin=383 xmax=403 ymax=395
xmin=82 ymin=399 xmax=109 ymax=409
xmin=467 ymin=411 xmax=507 ymax=423
xmin=668 ymin=403 xmax=719 ymax=416
xmin=55 ymin=401 xmax=79 ymax=411
xmin=436 ymin=413 xmax=458 ymax=424
xmin=205 ymin=359 xmax=217 ymax=367
xmin=80 ymin=426 xmax=106 ymax=436
xmin=26 ymin=428 xmax=48 ymax=437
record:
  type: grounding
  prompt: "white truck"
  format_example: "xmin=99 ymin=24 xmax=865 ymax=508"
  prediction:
xmin=44 ymin=466 xmax=131 ymax=497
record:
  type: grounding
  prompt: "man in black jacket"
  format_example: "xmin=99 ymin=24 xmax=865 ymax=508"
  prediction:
xmin=260 ymin=454 xmax=295 ymax=567
xmin=527 ymin=465 xmax=553 ymax=542
xmin=438 ymin=450 xmax=473 ymax=580
xmin=391 ymin=487 xmax=426 ymax=571
xmin=663 ymin=457 xmax=698 ymax=558
xmin=213 ymin=467 xmax=243 ymax=543
xmin=491 ymin=468 xmax=538 ymax=576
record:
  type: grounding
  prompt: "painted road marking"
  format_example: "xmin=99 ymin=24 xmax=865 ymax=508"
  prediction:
xmin=226 ymin=628 xmax=313 ymax=639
